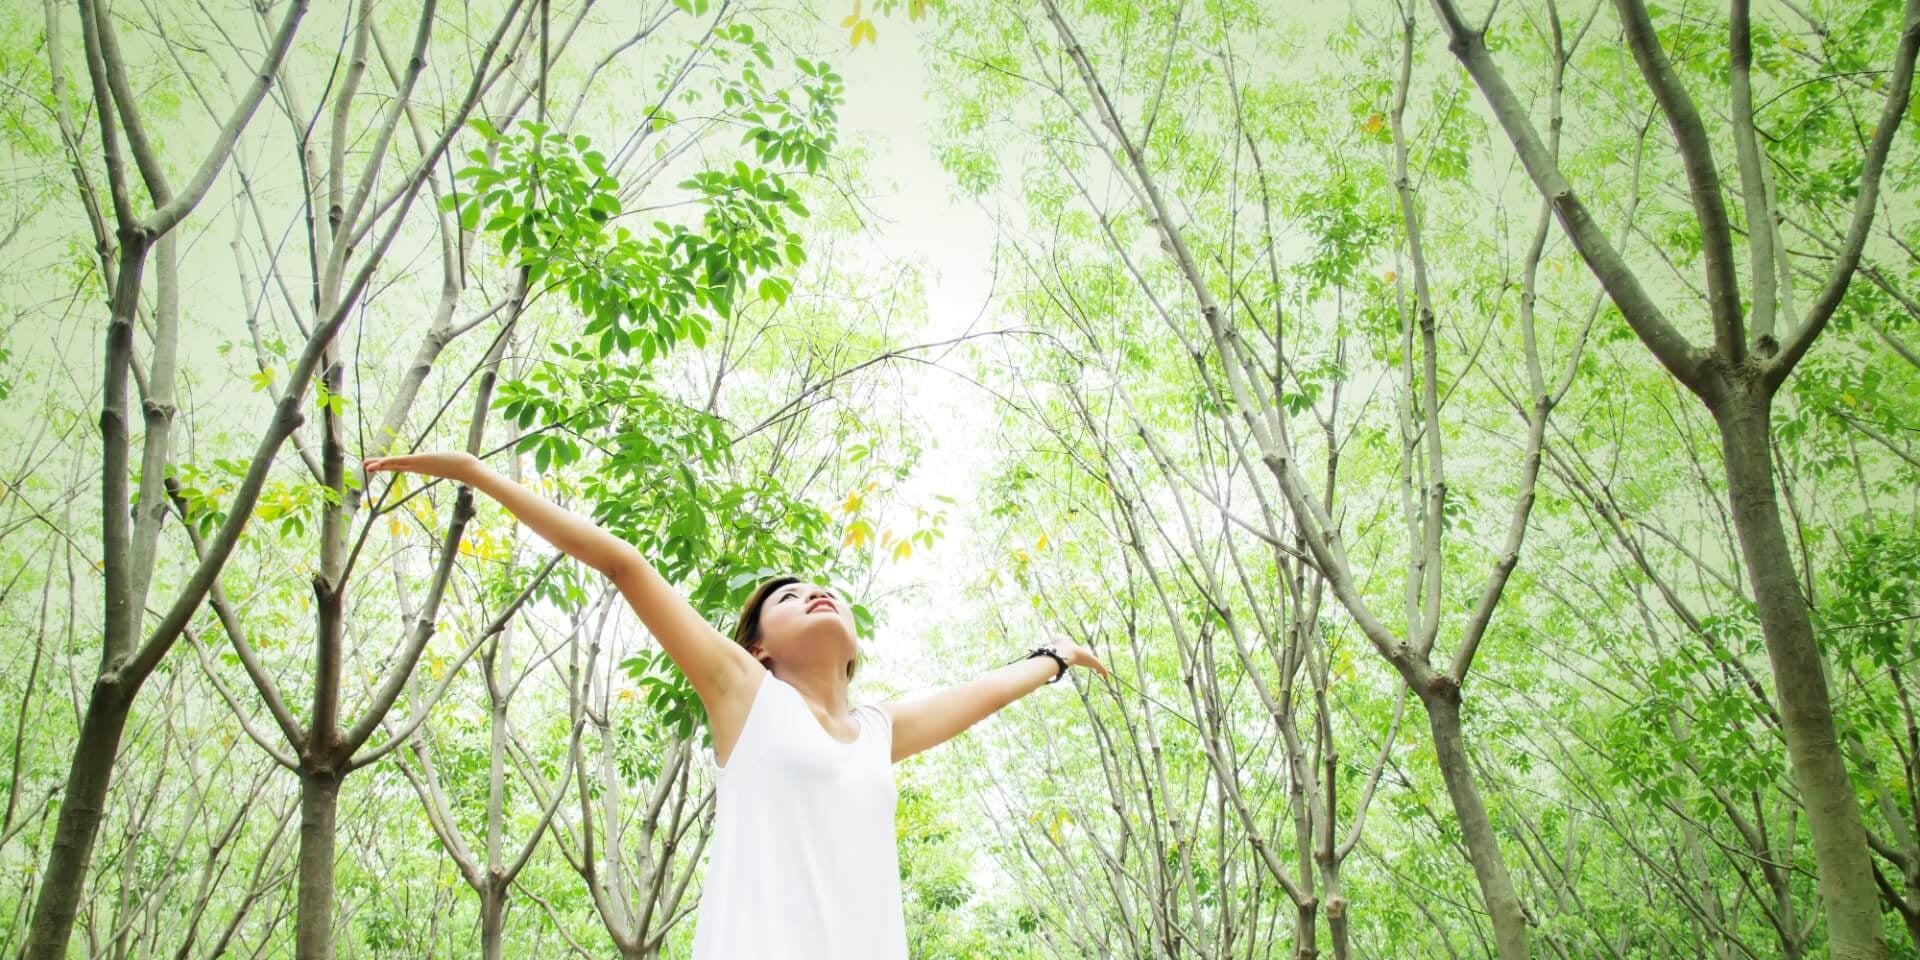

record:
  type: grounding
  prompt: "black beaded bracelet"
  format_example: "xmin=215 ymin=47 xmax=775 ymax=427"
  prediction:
xmin=1011 ymin=645 xmax=1069 ymax=684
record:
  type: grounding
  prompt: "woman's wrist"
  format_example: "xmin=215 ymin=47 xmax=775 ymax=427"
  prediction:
xmin=1011 ymin=645 xmax=1069 ymax=685
xmin=451 ymin=452 xmax=488 ymax=485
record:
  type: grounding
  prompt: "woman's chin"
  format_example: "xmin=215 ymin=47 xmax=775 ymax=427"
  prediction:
xmin=772 ymin=631 xmax=856 ymax=666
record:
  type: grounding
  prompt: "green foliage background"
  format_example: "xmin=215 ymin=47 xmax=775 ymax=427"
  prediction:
xmin=1 ymin=0 xmax=1918 ymax=957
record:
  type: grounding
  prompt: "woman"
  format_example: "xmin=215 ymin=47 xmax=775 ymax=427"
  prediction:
xmin=363 ymin=451 xmax=1108 ymax=959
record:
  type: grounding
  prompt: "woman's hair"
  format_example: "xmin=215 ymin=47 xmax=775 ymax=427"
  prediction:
xmin=732 ymin=575 xmax=858 ymax=680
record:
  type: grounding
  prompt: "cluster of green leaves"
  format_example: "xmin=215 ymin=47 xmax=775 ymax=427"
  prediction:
xmin=736 ymin=53 xmax=843 ymax=175
xmin=460 ymin=42 xmax=859 ymax=744
xmin=1820 ymin=524 xmax=1920 ymax=780
xmin=1822 ymin=528 xmax=1919 ymax=670
xmin=159 ymin=458 xmax=356 ymax=542
xmin=164 ymin=458 xmax=252 ymax=538
xmin=1602 ymin=635 xmax=1781 ymax=810
xmin=449 ymin=43 xmax=838 ymax=360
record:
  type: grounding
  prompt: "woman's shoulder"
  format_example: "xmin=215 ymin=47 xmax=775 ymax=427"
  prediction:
xmin=856 ymin=700 xmax=893 ymax=730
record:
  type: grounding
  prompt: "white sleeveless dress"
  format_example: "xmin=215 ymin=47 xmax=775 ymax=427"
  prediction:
xmin=689 ymin=671 xmax=908 ymax=959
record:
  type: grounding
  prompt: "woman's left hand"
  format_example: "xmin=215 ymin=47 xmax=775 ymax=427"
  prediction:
xmin=362 ymin=451 xmax=483 ymax=482
xmin=1054 ymin=640 xmax=1110 ymax=680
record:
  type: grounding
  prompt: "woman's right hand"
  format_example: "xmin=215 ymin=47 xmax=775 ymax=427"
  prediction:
xmin=363 ymin=451 xmax=483 ymax=482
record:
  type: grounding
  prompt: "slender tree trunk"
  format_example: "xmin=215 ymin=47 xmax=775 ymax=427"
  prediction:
xmin=1715 ymin=391 xmax=1884 ymax=959
xmin=480 ymin=885 xmax=507 ymax=960
xmin=22 ymin=219 xmax=148 ymax=958
xmin=1322 ymin=867 xmax=1350 ymax=960
xmin=1284 ymin=722 xmax=1318 ymax=960
xmin=1422 ymin=687 xmax=1528 ymax=960
xmin=481 ymin=660 xmax=509 ymax=960
xmin=295 ymin=771 xmax=341 ymax=960
xmin=23 ymin=683 xmax=132 ymax=958
xmin=1291 ymin=900 xmax=1318 ymax=960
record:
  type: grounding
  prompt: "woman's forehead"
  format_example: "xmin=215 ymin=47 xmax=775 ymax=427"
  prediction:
xmin=776 ymin=582 xmax=834 ymax=595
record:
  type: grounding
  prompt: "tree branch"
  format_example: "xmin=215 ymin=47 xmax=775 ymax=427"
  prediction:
xmin=1612 ymin=0 xmax=1746 ymax=362
xmin=1766 ymin=0 xmax=1920 ymax=389
xmin=1427 ymin=0 xmax=1712 ymax=396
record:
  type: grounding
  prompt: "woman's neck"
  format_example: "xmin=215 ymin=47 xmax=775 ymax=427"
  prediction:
xmin=776 ymin=661 xmax=851 ymax=716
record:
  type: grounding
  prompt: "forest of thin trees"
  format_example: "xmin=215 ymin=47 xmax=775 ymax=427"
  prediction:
xmin=1 ymin=0 xmax=1917 ymax=957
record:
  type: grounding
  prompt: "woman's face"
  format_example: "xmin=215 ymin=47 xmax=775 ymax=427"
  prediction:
xmin=751 ymin=581 xmax=857 ymax=672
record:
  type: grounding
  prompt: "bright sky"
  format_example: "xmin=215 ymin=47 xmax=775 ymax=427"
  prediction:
xmin=802 ymin=11 xmax=1015 ymax=694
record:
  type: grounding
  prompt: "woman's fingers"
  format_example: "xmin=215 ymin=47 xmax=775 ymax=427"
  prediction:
xmin=1063 ymin=643 xmax=1109 ymax=679
xmin=362 ymin=451 xmax=482 ymax=483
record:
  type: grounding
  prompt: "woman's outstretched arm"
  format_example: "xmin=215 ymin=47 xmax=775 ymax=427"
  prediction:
xmin=882 ymin=642 xmax=1108 ymax=763
xmin=363 ymin=452 xmax=761 ymax=714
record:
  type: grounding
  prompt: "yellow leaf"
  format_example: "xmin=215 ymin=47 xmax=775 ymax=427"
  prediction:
xmin=840 ymin=12 xmax=859 ymax=27
xmin=1361 ymin=113 xmax=1385 ymax=134
xmin=864 ymin=480 xmax=879 ymax=493
xmin=843 ymin=520 xmax=871 ymax=548
xmin=893 ymin=540 xmax=912 ymax=562
xmin=1382 ymin=270 xmax=1397 ymax=283
xmin=842 ymin=491 xmax=863 ymax=513
xmin=1035 ymin=533 xmax=1049 ymax=550
xmin=388 ymin=516 xmax=404 ymax=537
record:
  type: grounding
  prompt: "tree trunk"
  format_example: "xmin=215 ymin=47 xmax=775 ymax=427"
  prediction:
xmin=1285 ymin=729 xmax=1318 ymax=960
xmin=1715 ymin=392 xmax=1885 ymax=959
xmin=480 ymin=885 xmax=507 ymax=960
xmin=1422 ymin=686 xmax=1528 ymax=960
xmin=1322 ymin=868 xmax=1350 ymax=960
xmin=1291 ymin=899 xmax=1318 ymax=960
xmin=22 ymin=682 xmax=132 ymax=959
xmin=295 ymin=771 xmax=341 ymax=960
